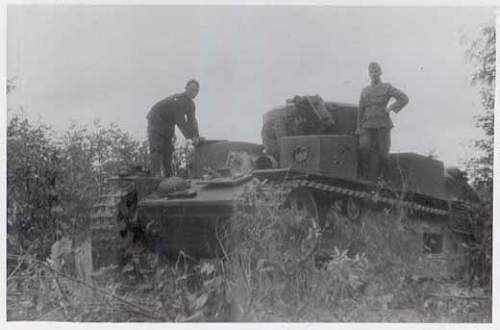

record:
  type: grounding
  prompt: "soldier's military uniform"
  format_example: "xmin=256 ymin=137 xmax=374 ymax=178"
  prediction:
xmin=147 ymin=92 xmax=199 ymax=177
xmin=358 ymin=82 xmax=409 ymax=180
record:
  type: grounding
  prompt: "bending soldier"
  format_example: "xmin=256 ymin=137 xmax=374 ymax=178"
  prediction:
xmin=147 ymin=79 xmax=204 ymax=177
xmin=357 ymin=62 xmax=409 ymax=180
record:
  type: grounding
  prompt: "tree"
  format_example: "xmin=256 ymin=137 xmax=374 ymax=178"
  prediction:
xmin=462 ymin=25 xmax=494 ymax=288
xmin=7 ymin=108 xmax=151 ymax=257
xmin=7 ymin=113 xmax=62 ymax=256
xmin=463 ymin=25 xmax=495 ymax=205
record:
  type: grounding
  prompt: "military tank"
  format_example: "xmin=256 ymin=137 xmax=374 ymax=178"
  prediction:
xmin=87 ymin=95 xmax=481 ymax=277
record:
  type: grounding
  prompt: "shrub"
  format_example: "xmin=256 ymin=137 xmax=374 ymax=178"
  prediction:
xmin=7 ymin=113 xmax=150 ymax=260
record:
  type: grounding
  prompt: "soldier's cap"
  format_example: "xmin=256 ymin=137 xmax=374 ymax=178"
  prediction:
xmin=368 ymin=62 xmax=382 ymax=73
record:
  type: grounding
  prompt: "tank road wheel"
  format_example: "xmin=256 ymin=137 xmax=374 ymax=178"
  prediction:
xmin=286 ymin=188 xmax=320 ymax=221
xmin=283 ymin=188 xmax=322 ymax=259
xmin=345 ymin=197 xmax=362 ymax=221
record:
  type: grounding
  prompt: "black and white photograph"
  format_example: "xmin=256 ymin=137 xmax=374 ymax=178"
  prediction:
xmin=4 ymin=2 xmax=497 ymax=325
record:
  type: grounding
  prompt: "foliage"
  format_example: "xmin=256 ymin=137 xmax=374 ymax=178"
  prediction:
xmin=7 ymin=111 xmax=150 ymax=259
xmin=7 ymin=114 xmax=62 ymax=257
xmin=461 ymin=24 xmax=494 ymax=289
xmin=171 ymin=137 xmax=195 ymax=178
xmin=463 ymin=25 xmax=495 ymax=204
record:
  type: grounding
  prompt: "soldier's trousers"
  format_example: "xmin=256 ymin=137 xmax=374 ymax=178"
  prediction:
xmin=147 ymin=124 xmax=175 ymax=177
xmin=359 ymin=128 xmax=391 ymax=181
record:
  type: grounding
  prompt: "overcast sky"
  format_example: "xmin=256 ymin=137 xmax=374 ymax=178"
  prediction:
xmin=7 ymin=5 xmax=495 ymax=166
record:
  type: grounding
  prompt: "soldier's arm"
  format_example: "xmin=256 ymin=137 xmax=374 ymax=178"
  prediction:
xmin=186 ymin=102 xmax=199 ymax=138
xmin=387 ymin=84 xmax=409 ymax=113
xmin=177 ymin=101 xmax=199 ymax=139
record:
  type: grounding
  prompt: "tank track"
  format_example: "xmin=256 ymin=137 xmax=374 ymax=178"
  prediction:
xmin=279 ymin=179 xmax=480 ymax=244
xmin=90 ymin=180 xmax=137 ymax=270
xmin=284 ymin=179 xmax=449 ymax=216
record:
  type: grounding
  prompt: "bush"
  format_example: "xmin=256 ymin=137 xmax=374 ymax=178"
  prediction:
xmin=228 ymin=181 xmax=374 ymax=321
xmin=7 ymin=114 xmax=62 ymax=257
xmin=7 ymin=113 xmax=150 ymax=261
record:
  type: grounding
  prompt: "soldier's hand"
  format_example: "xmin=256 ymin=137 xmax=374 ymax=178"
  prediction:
xmin=355 ymin=128 xmax=360 ymax=135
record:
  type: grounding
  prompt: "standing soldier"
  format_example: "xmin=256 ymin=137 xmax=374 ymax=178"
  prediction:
xmin=147 ymin=79 xmax=204 ymax=177
xmin=357 ymin=62 xmax=409 ymax=180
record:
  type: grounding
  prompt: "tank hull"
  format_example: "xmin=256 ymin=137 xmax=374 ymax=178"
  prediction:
xmin=137 ymin=177 xmax=252 ymax=258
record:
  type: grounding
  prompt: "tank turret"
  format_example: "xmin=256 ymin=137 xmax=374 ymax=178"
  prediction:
xmin=261 ymin=95 xmax=358 ymax=160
